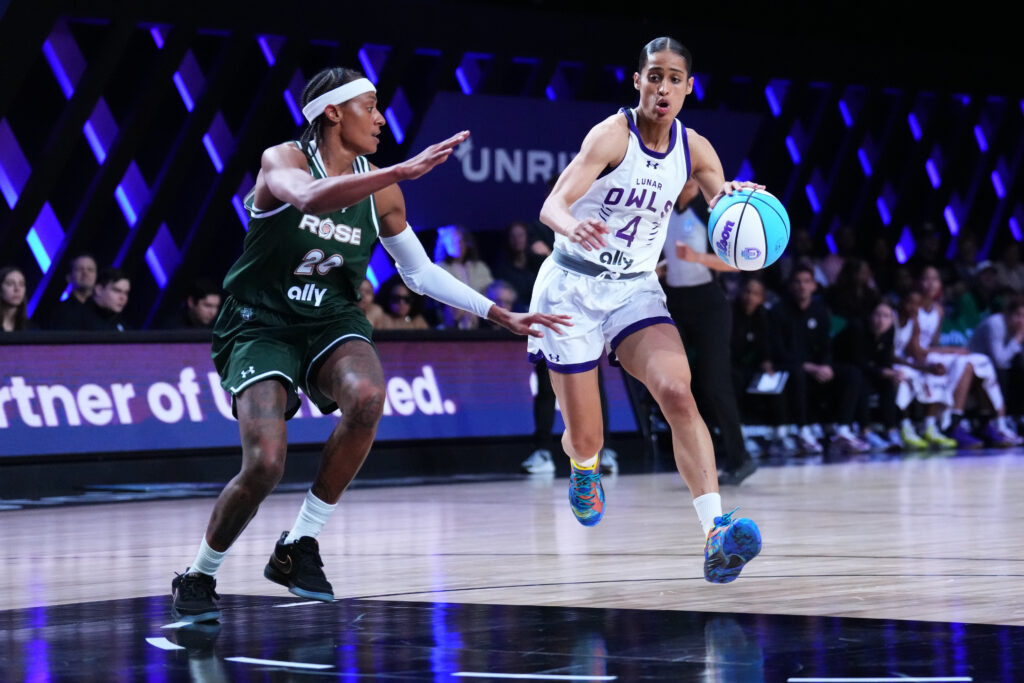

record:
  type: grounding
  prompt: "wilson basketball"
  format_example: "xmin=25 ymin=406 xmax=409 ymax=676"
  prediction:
xmin=707 ymin=189 xmax=790 ymax=271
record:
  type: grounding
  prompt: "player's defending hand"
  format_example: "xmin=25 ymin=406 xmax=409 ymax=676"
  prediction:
xmin=566 ymin=218 xmax=610 ymax=251
xmin=487 ymin=307 xmax=573 ymax=338
xmin=708 ymin=180 xmax=766 ymax=209
xmin=397 ymin=131 xmax=470 ymax=181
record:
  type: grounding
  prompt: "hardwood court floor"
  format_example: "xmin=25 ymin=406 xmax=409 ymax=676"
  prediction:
xmin=3 ymin=451 xmax=1022 ymax=626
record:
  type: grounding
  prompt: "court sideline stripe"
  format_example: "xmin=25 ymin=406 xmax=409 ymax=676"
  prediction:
xmin=788 ymin=677 xmax=972 ymax=682
xmin=225 ymin=656 xmax=332 ymax=670
xmin=454 ymin=674 xmax=616 ymax=681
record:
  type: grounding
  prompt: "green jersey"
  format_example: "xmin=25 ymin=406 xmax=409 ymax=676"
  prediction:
xmin=224 ymin=142 xmax=381 ymax=318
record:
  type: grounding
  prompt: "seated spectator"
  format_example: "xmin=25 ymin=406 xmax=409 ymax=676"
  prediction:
xmin=356 ymin=278 xmax=389 ymax=329
xmin=825 ymin=257 xmax=880 ymax=333
xmin=993 ymin=241 xmax=1024 ymax=294
xmin=160 ymin=277 xmax=223 ymax=329
xmin=890 ymin=292 xmax=957 ymax=449
xmin=946 ymin=260 xmax=1009 ymax=339
xmin=909 ymin=265 xmax=1020 ymax=447
xmin=51 ymin=267 xmax=132 ymax=332
xmin=730 ymin=276 xmax=786 ymax=434
xmin=493 ymin=221 xmax=545 ymax=312
xmin=770 ymin=265 xmax=866 ymax=454
xmin=435 ymin=225 xmax=493 ymax=329
xmin=378 ymin=275 xmax=429 ymax=330
xmin=1 ymin=266 xmax=32 ymax=332
xmin=819 ymin=225 xmax=858 ymax=286
xmin=484 ymin=280 xmax=519 ymax=321
xmin=47 ymin=253 xmax=98 ymax=330
xmin=968 ymin=295 xmax=1024 ymax=420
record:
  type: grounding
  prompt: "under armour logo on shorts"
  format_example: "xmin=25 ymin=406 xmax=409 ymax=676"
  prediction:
xmin=241 ymin=366 xmax=255 ymax=378
xmin=547 ymin=353 xmax=560 ymax=363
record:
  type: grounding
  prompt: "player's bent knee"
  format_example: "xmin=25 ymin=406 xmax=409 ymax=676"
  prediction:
xmin=339 ymin=378 xmax=386 ymax=428
xmin=564 ymin=431 xmax=603 ymax=461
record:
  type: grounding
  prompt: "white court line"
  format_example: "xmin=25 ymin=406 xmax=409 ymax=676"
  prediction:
xmin=225 ymin=656 xmax=333 ymax=670
xmin=145 ymin=637 xmax=184 ymax=651
xmin=160 ymin=621 xmax=192 ymax=629
xmin=788 ymin=678 xmax=972 ymax=682
xmin=454 ymin=674 xmax=616 ymax=681
xmin=274 ymin=600 xmax=329 ymax=608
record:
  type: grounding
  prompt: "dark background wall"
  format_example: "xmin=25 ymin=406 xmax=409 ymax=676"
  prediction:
xmin=1 ymin=0 xmax=1020 ymax=329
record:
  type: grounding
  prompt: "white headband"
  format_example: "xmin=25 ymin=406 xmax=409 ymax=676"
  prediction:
xmin=301 ymin=78 xmax=377 ymax=124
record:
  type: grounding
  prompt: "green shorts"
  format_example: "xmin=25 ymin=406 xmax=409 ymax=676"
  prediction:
xmin=211 ymin=295 xmax=375 ymax=418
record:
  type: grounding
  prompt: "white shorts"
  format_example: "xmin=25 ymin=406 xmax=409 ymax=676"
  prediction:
xmin=526 ymin=256 xmax=674 ymax=373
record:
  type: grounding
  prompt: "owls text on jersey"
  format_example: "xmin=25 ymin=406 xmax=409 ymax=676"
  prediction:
xmin=556 ymin=108 xmax=691 ymax=276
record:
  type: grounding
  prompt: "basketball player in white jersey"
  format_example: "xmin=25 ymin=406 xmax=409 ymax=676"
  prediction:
xmin=527 ymin=37 xmax=762 ymax=583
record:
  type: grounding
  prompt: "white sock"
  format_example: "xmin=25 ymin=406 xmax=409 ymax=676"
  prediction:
xmin=774 ymin=425 xmax=788 ymax=439
xmin=924 ymin=415 xmax=937 ymax=430
xmin=836 ymin=424 xmax=855 ymax=439
xmin=799 ymin=425 xmax=816 ymax=441
xmin=693 ymin=492 xmax=723 ymax=537
xmin=901 ymin=418 xmax=914 ymax=431
xmin=189 ymin=538 xmax=227 ymax=577
xmin=572 ymin=454 xmax=598 ymax=470
xmin=285 ymin=490 xmax=337 ymax=544
xmin=996 ymin=415 xmax=1011 ymax=432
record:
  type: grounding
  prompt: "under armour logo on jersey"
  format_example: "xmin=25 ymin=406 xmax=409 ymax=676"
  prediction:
xmin=547 ymin=353 xmax=560 ymax=363
xmin=646 ymin=160 xmax=660 ymax=169
xmin=241 ymin=366 xmax=255 ymax=378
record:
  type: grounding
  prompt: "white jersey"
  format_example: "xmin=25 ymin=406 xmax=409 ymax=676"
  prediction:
xmin=556 ymin=108 xmax=690 ymax=276
xmin=893 ymin=317 xmax=914 ymax=359
xmin=916 ymin=305 xmax=942 ymax=348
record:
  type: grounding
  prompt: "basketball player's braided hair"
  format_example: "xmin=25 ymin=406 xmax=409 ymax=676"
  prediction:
xmin=299 ymin=67 xmax=366 ymax=152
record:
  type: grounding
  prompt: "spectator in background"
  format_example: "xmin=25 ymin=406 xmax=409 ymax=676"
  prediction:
xmin=947 ymin=233 xmax=979 ymax=302
xmin=910 ymin=265 xmax=1020 ymax=448
xmin=867 ymin=235 xmax=897 ymax=299
xmin=493 ymin=220 xmax=546 ymax=311
xmin=54 ymin=267 xmax=132 ymax=332
xmin=994 ymin=241 xmax=1024 ymax=294
xmin=947 ymin=260 xmax=1009 ymax=340
xmin=378 ymin=274 xmax=429 ymax=330
xmin=47 ymin=253 xmax=98 ymax=330
xmin=356 ymin=278 xmax=389 ymax=329
xmin=906 ymin=225 xmax=954 ymax=287
xmin=730 ymin=276 xmax=786 ymax=444
xmin=160 ymin=277 xmax=223 ymax=329
xmin=825 ymin=257 xmax=881 ymax=330
xmin=771 ymin=265 xmax=867 ymax=454
xmin=435 ymin=225 xmax=494 ymax=329
xmin=766 ymin=226 xmax=827 ymax=294
xmin=890 ymin=291 xmax=956 ymax=449
xmin=1 ymin=266 xmax=31 ymax=332
xmin=819 ymin=225 xmax=858 ymax=286
xmin=968 ymin=295 xmax=1024 ymax=421
xmin=484 ymin=279 xmax=519 ymax=315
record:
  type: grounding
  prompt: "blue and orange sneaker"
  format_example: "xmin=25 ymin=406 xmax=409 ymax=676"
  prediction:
xmin=703 ymin=508 xmax=761 ymax=583
xmin=568 ymin=459 xmax=604 ymax=526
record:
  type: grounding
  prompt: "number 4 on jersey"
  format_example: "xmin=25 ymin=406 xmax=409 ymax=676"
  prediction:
xmin=614 ymin=216 xmax=640 ymax=248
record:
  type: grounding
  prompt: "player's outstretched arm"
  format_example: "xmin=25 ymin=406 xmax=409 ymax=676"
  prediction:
xmin=376 ymin=186 xmax=571 ymax=338
xmin=261 ymin=131 xmax=469 ymax=216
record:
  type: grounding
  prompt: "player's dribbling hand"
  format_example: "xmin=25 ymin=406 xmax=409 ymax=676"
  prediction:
xmin=487 ymin=308 xmax=573 ymax=338
xmin=567 ymin=218 xmax=610 ymax=251
xmin=708 ymin=180 xmax=766 ymax=209
xmin=399 ymin=130 xmax=470 ymax=180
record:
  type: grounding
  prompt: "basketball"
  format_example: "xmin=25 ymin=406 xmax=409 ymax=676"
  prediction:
xmin=707 ymin=189 xmax=790 ymax=271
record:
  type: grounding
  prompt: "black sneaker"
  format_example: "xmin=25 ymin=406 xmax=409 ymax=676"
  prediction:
xmin=718 ymin=459 xmax=758 ymax=486
xmin=263 ymin=531 xmax=334 ymax=602
xmin=171 ymin=571 xmax=221 ymax=623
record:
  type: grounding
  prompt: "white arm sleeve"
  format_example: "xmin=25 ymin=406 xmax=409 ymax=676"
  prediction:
xmin=379 ymin=226 xmax=495 ymax=320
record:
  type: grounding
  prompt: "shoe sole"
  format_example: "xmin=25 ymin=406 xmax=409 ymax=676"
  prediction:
xmin=171 ymin=607 xmax=221 ymax=623
xmin=263 ymin=563 xmax=334 ymax=603
xmin=705 ymin=519 xmax=762 ymax=584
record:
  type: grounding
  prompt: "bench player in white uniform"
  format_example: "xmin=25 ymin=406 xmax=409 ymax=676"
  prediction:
xmin=527 ymin=37 xmax=763 ymax=583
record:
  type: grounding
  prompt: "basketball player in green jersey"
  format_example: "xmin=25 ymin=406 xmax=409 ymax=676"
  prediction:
xmin=171 ymin=67 xmax=570 ymax=623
